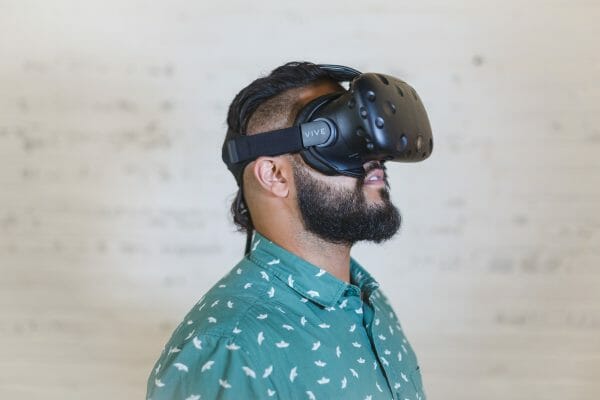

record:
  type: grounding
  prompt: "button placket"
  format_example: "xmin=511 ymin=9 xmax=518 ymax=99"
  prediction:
xmin=367 ymin=298 xmax=401 ymax=399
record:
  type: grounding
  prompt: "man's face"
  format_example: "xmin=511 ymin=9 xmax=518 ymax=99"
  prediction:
xmin=290 ymin=155 xmax=402 ymax=246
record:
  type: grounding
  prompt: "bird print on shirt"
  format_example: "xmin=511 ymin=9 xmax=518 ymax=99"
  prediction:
xmin=263 ymin=365 xmax=273 ymax=378
xmin=290 ymin=367 xmax=298 ymax=382
xmin=242 ymin=366 xmax=256 ymax=378
xmin=225 ymin=342 xmax=240 ymax=351
xmin=192 ymin=337 xmax=202 ymax=350
xmin=173 ymin=363 xmax=189 ymax=372
xmin=200 ymin=361 xmax=214 ymax=372
xmin=219 ymin=379 xmax=231 ymax=389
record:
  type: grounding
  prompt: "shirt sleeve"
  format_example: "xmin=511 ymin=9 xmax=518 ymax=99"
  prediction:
xmin=147 ymin=334 xmax=274 ymax=400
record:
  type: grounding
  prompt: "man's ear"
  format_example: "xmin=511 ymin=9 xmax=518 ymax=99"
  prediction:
xmin=252 ymin=156 xmax=291 ymax=198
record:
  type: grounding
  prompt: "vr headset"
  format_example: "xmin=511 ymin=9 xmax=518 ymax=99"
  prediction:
xmin=222 ymin=64 xmax=433 ymax=185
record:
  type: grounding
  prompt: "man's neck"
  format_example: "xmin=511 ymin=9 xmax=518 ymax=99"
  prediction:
xmin=256 ymin=227 xmax=352 ymax=283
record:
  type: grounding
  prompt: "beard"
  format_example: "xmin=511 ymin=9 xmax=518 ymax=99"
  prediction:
xmin=291 ymin=158 xmax=402 ymax=246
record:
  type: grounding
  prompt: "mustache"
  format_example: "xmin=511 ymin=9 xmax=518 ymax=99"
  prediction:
xmin=363 ymin=161 xmax=387 ymax=175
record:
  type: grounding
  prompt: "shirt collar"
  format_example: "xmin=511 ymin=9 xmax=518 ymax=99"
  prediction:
xmin=247 ymin=231 xmax=380 ymax=308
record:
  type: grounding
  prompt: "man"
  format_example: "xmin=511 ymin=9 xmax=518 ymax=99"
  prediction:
xmin=146 ymin=61 xmax=427 ymax=400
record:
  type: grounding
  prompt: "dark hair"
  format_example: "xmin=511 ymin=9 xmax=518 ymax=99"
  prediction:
xmin=223 ymin=61 xmax=341 ymax=233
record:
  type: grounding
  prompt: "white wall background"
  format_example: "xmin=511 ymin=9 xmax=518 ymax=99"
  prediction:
xmin=1 ymin=1 xmax=599 ymax=399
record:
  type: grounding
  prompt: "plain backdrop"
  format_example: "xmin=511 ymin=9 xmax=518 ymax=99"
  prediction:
xmin=0 ymin=1 xmax=599 ymax=399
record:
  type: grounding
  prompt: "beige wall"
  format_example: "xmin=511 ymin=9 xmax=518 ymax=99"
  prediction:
xmin=1 ymin=1 xmax=599 ymax=399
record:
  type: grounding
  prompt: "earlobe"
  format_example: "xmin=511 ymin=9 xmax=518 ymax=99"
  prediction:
xmin=253 ymin=158 xmax=290 ymax=198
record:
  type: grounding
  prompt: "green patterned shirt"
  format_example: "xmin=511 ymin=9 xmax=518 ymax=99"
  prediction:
xmin=147 ymin=231 xmax=426 ymax=400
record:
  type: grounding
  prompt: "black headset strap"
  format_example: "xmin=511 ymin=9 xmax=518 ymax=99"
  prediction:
xmin=317 ymin=64 xmax=362 ymax=81
xmin=225 ymin=64 xmax=360 ymax=169
xmin=224 ymin=125 xmax=303 ymax=164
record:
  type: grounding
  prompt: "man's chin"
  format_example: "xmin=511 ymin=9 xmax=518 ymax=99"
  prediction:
xmin=364 ymin=187 xmax=392 ymax=205
xmin=362 ymin=229 xmax=401 ymax=244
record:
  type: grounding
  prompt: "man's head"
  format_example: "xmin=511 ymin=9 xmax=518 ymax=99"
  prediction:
xmin=223 ymin=61 xmax=401 ymax=246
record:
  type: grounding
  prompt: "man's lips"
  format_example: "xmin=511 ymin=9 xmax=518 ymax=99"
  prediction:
xmin=363 ymin=168 xmax=385 ymax=185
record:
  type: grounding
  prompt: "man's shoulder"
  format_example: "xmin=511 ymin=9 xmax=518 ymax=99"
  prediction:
xmin=153 ymin=255 xmax=310 ymax=363
xmin=147 ymin=258 xmax=294 ymax=398
xmin=167 ymin=259 xmax=275 ymax=344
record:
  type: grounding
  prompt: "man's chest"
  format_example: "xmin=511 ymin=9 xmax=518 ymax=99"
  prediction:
xmin=239 ymin=293 xmax=425 ymax=400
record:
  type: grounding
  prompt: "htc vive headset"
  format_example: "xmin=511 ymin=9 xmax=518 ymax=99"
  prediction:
xmin=222 ymin=64 xmax=433 ymax=185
